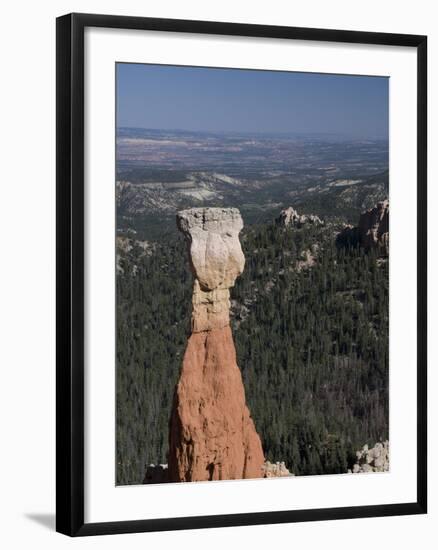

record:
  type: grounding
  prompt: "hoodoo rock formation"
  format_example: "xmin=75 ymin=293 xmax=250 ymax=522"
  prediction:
xmin=337 ymin=200 xmax=389 ymax=256
xmin=348 ymin=441 xmax=389 ymax=474
xmin=358 ymin=200 xmax=389 ymax=254
xmin=276 ymin=206 xmax=323 ymax=228
xmin=168 ymin=207 xmax=265 ymax=482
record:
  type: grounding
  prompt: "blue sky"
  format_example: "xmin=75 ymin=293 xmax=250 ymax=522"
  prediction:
xmin=117 ymin=63 xmax=388 ymax=139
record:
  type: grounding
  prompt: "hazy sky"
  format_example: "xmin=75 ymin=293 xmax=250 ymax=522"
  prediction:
xmin=117 ymin=63 xmax=388 ymax=139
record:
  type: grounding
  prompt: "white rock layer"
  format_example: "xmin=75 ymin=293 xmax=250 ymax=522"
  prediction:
xmin=176 ymin=207 xmax=245 ymax=332
xmin=348 ymin=441 xmax=389 ymax=473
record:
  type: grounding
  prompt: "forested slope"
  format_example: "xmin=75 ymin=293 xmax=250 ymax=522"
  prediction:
xmin=116 ymin=220 xmax=389 ymax=485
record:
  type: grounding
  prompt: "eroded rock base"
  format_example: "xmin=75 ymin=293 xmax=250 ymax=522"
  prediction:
xmin=168 ymin=326 xmax=265 ymax=482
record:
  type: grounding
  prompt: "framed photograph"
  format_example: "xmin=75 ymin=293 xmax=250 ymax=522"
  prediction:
xmin=56 ymin=13 xmax=427 ymax=536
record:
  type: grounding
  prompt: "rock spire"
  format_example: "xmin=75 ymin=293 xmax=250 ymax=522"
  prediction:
xmin=168 ymin=207 xmax=265 ymax=482
xmin=358 ymin=199 xmax=389 ymax=254
xmin=336 ymin=199 xmax=389 ymax=256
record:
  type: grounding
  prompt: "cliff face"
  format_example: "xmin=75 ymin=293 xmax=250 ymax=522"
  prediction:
xmin=358 ymin=200 xmax=389 ymax=254
xmin=168 ymin=208 xmax=265 ymax=482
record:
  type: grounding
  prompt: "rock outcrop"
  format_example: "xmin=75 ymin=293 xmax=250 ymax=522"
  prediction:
xmin=336 ymin=224 xmax=360 ymax=249
xmin=348 ymin=441 xmax=389 ymax=473
xmin=358 ymin=200 xmax=389 ymax=254
xmin=276 ymin=206 xmax=323 ymax=228
xmin=337 ymin=200 xmax=389 ymax=256
xmin=168 ymin=207 xmax=265 ymax=482
xmin=262 ymin=461 xmax=293 ymax=478
xmin=143 ymin=463 xmax=168 ymax=484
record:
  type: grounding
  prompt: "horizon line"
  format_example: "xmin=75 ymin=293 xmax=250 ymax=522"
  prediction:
xmin=117 ymin=126 xmax=389 ymax=140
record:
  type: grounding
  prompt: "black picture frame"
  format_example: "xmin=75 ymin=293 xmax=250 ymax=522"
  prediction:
xmin=56 ymin=12 xmax=427 ymax=537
